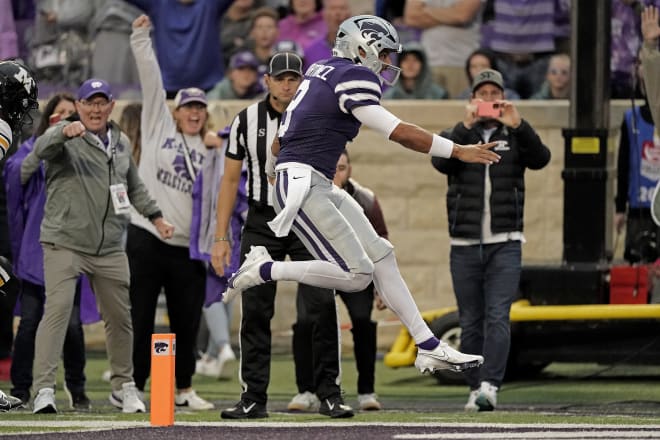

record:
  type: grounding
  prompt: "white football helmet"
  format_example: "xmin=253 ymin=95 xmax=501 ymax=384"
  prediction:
xmin=333 ymin=15 xmax=402 ymax=85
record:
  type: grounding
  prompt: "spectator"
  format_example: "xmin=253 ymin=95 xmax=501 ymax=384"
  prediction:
xmin=118 ymin=102 xmax=142 ymax=164
xmin=29 ymin=0 xmax=94 ymax=87
xmin=11 ymin=0 xmax=35 ymax=61
xmin=403 ymin=0 xmax=484 ymax=98
xmin=221 ymin=0 xmax=257 ymax=69
xmin=375 ymin=0 xmax=421 ymax=43
xmin=89 ymin=0 xmax=143 ymax=94
xmin=192 ymin=129 xmax=247 ymax=379
xmin=207 ymin=50 xmax=264 ymax=100
xmin=303 ymin=0 xmax=351 ymax=71
xmin=530 ymin=53 xmax=570 ymax=99
xmin=615 ymin=51 xmax=660 ymax=263
xmin=278 ymin=0 xmax=326 ymax=50
xmin=0 ymin=0 xmax=19 ymax=60
xmin=128 ymin=14 xmax=215 ymax=411
xmin=432 ymin=68 xmax=550 ymax=411
xmin=383 ymin=42 xmax=448 ymax=99
xmin=4 ymin=93 xmax=100 ymax=409
xmin=30 ymin=77 xmax=173 ymax=414
xmin=292 ymin=148 xmax=389 ymax=411
xmin=211 ymin=52 xmax=348 ymax=419
xmin=246 ymin=7 xmax=281 ymax=69
xmin=642 ymin=5 xmax=660 ymax=134
xmin=456 ymin=48 xmax=520 ymax=100
xmin=482 ymin=0 xmax=567 ymax=99
xmin=126 ymin=0 xmax=232 ymax=97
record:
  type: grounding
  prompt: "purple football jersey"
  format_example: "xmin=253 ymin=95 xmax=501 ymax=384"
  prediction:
xmin=277 ymin=57 xmax=382 ymax=179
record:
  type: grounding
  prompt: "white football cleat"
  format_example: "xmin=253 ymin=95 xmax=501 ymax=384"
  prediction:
xmin=224 ymin=246 xmax=273 ymax=304
xmin=414 ymin=341 xmax=483 ymax=373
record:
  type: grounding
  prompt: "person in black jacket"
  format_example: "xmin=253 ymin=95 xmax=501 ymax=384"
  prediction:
xmin=432 ymin=68 xmax=550 ymax=412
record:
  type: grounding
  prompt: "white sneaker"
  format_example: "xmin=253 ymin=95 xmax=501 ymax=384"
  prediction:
xmin=217 ymin=344 xmax=236 ymax=371
xmin=357 ymin=393 xmax=382 ymax=411
xmin=33 ymin=388 xmax=57 ymax=414
xmin=101 ymin=369 xmax=111 ymax=382
xmin=287 ymin=391 xmax=320 ymax=412
xmin=464 ymin=389 xmax=479 ymax=412
xmin=475 ymin=381 xmax=497 ymax=411
xmin=415 ymin=341 xmax=484 ymax=373
xmin=196 ymin=353 xmax=221 ymax=377
xmin=175 ymin=389 xmax=214 ymax=410
xmin=225 ymin=246 xmax=273 ymax=303
xmin=109 ymin=381 xmax=146 ymax=413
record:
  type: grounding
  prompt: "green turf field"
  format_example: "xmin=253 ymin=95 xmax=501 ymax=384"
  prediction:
xmin=2 ymin=351 xmax=660 ymax=428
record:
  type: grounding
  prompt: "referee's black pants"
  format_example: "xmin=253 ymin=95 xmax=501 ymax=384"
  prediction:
xmin=239 ymin=205 xmax=340 ymax=404
xmin=127 ymin=225 xmax=206 ymax=391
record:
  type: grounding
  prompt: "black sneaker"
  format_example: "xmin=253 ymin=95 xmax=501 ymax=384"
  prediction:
xmin=67 ymin=389 xmax=91 ymax=411
xmin=220 ymin=399 xmax=268 ymax=419
xmin=10 ymin=389 xmax=29 ymax=405
xmin=319 ymin=395 xmax=354 ymax=418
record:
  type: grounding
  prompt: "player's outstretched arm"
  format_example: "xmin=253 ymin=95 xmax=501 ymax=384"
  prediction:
xmin=390 ymin=121 xmax=500 ymax=164
xmin=352 ymin=105 xmax=500 ymax=165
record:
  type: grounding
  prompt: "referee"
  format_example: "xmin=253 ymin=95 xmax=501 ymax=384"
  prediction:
xmin=211 ymin=52 xmax=352 ymax=419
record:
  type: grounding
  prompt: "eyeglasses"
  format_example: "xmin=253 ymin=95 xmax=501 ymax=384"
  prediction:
xmin=80 ymin=99 xmax=111 ymax=110
xmin=549 ymin=68 xmax=569 ymax=76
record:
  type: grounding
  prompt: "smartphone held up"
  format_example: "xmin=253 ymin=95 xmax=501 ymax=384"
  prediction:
xmin=476 ymin=101 xmax=501 ymax=118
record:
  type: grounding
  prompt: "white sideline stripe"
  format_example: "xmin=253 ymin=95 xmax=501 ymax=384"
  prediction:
xmin=2 ymin=421 xmax=660 ymax=429
xmin=395 ymin=433 xmax=660 ymax=439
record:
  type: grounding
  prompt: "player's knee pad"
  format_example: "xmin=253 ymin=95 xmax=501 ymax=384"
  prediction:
xmin=364 ymin=237 xmax=394 ymax=264
xmin=345 ymin=272 xmax=373 ymax=292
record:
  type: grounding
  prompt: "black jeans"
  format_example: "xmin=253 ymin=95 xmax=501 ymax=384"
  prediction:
xmin=294 ymin=284 xmax=377 ymax=395
xmin=239 ymin=205 xmax=340 ymax=404
xmin=127 ymin=225 xmax=206 ymax=391
xmin=11 ymin=279 xmax=86 ymax=395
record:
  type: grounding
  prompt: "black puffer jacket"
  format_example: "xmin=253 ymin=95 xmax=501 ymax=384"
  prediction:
xmin=432 ymin=120 xmax=551 ymax=239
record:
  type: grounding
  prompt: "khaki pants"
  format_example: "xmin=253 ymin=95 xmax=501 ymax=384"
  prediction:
xmin=430 ymin=65 xmax=469 ymax=99
xmin=33 ymin=244 xmax=133 ymax=393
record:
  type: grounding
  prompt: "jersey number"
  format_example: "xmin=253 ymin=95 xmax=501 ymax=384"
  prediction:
xmin=278 ymin=79 xmax=310 ymax=138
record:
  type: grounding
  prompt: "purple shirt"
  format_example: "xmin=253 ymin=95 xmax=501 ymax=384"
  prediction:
xmin=278 ymin=10 xmax=327 ymax=50
xmin=0 ymin=0 xmax=18 ymax=60
xmin=278 ymin=57 xmax=382 ymax=179
xmin=303 ymin=35 xmax=332 ymax=72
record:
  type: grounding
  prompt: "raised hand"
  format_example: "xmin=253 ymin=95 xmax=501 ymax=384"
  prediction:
xmin=641 ymin=6 xmax=660 ymax=43
xmin=132 ymin=14 xmax=151 ymax=30
xmin=62 ymin=121 xmax=86 ymax=138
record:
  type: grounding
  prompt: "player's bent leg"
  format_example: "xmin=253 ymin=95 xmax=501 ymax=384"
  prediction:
xmin=372 ymin=251 xmax=484 ymax=373
xmin=272 ymin=259 xmax=372 ymax=291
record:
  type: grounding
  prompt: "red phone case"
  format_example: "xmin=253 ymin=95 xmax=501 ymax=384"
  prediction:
xmin=476 ymin=102 xmax=500 ymax=118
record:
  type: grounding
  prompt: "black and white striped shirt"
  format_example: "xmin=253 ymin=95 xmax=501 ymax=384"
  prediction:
xmin=225 ymin=97 xmax=281 ymax=207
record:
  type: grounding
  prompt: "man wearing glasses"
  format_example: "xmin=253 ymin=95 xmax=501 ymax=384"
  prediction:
xmin=30 ymin=79 xmax=175 ymax=414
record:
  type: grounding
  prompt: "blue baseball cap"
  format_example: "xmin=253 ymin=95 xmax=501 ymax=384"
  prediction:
xmin=230 ymin=51 xmax=260 ymax=70
xmin=78 ymin=78 xmax=113 ymax=101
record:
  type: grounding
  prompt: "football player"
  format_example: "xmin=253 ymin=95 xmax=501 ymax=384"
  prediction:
xmin=0 ymin=60 xmax=38 ymax=160
xmin=0 ymin=59 xmax=38 ymax=411
xmin=221 ymin=16 xmax=499 ymax=374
